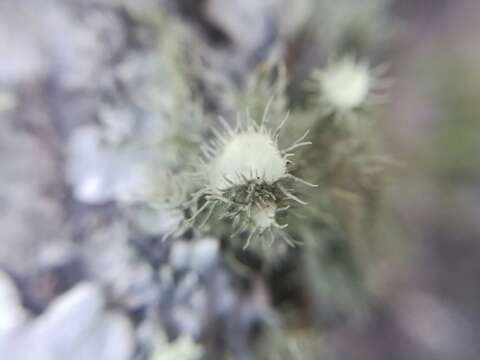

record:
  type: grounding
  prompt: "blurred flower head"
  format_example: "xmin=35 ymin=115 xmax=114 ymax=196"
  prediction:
xmin=188 ymin=107 xmax=316 ymax=249
xmin=311 ymin=55 xmax=389 ymax=124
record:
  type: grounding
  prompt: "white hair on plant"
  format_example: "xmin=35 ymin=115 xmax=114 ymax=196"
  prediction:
xmin=188 ymin=100 xmax=316 ymax=249
xmin=311 ymin=55 xmax=390 ymax=122
xmin=208 ymin=131 xmax=286 ymax=190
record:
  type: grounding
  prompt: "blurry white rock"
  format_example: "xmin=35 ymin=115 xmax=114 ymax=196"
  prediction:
xmin=66 ymin=123 xmax=185 ymax=238
xmin=66 ymin=126 xmax=116 ymax=204
xmin=71 ymin=312 xmax=134 ymax=360
xmin=169 ymin=238 xmax=219 ymax=273
xmin=0 ymin=1 xmax=48 ymax=85
xmin=29 ymin=283 xmax=106 ymax=351
xmin=169 ymin=241 xmax=190 ymax=270
xmin=66 ymin=125 xmax=157 ymax=205
xmin=0 ymin=271 xmax=27 ymax=337
xmin=0 ymin=283 xmax=134 ymax=360
xmin=190 ymin=239 xmax=219 ymax=273
xmin=127 ymin=206 xmax=184 ymax=237
xmin=82 ymin=220 xmax=148 ymax=295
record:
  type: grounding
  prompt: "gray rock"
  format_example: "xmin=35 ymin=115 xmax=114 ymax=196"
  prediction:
xmin=0 ymin=271 xmax=28 ymax=337
xmin=0 ymin=283 xmax=134 ymax=360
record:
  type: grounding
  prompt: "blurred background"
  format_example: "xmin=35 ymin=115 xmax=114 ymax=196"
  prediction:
xmin=0 ymin=0 xmax=480 ymax=359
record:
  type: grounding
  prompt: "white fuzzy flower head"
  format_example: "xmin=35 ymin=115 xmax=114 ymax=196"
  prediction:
xmin=312 ymin=55 xmax=389 ymax=121
xmin=209 ymin=131 xmax=286 ymax=190
xmin=189 ymin=103 xmax=316 ymax=250
xmin=320 ymin=57 xmax=370 ymax=110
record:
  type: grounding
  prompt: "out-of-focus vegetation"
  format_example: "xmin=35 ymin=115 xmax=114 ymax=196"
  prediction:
xmin=0 ymin=1 xmax=480 ymax=360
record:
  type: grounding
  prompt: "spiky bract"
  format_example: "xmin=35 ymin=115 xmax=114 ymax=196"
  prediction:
xmin=188 ymin=105 xmax=316 ymax=249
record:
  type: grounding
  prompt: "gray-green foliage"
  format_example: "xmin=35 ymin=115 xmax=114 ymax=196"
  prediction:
xmin=103 ymin=1 xmax=398 ymax=358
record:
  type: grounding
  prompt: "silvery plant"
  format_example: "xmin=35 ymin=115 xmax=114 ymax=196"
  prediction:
xmin=0 ymin=0 xmax=397 ymax=359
